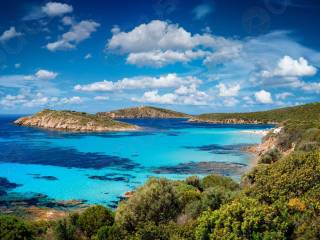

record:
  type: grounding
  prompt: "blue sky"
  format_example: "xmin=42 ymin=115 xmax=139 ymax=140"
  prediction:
xmin=0 ymin=0 xmax=319 ymax=114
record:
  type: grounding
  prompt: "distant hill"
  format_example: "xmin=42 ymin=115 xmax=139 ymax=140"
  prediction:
xmin=97 ymin=106 xmax=190 ymax=119
xmin=190 ymin=102 xmax=320 ymax=124
xmin=15 ymin=109 xmax=138 ymax=132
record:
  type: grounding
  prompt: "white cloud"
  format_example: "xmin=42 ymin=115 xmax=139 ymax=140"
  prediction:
xmin=42 ymin=2 xmax=73 ymax=16
xmin=133 ymin=90 xmax=177 ymax=104
xmin=0 ymin=93 xmax=82 ymax=108
xmin=276 ymin=92 xmax=293 ymax=100
xmin=132 ymin=88 xmax=209 ymax=106
xmin=94 ymin=96 xmax=109 ymax=101
xmin=74 ymin=73 xmax=201 ymax=92
xmin=15 ymin=63 xmax=21 ymax=69
xmin=62 ymin=16 xmax=74 ymax=25
xmin=223 ymin=97 xmax=239 ymax=107
xmin=261 ymin=55 xmax=317 ymax=78
xmin=106 ymin=20 xmax=241 ymax=67
xmin=0 ymin=27 xmax=23 ymax=42
xmin=35 ymin=69 xmax=58 ymax=80
xmin=47 ymin=20 xmax=100 ymax=51
xmin=84 ymin=53 xmax=92 ymax=59
xmin=192 ymin=4 xmax=213 ymax=20
xmin=126 ymin=50 xmax=209 ymax=67
xmin=255 ymin=90 xmax=273 ymax=104
xmin=217 ymin=83 xmax=240 ymax=97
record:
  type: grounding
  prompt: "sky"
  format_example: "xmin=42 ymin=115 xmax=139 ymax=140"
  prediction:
xmin=0 ymin=0 xmax=320 ymax=114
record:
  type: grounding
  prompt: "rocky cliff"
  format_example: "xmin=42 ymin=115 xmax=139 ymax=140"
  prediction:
xmin=97 ymin=106 xmax=190 ymax=119
xmin=188 ymin=117 xmax=275 ymax=124
xmin=15 ymin=109 xmax=138 ymax=132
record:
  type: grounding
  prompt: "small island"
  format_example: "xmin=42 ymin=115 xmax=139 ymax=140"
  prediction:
xmin=14 ymin=109 xmax=139 ymax=132
xmin=97 ymin=106 xmax=190 ymax=119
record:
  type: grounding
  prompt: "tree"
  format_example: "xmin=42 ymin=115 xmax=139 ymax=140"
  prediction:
xmin=0 ymin=215 xmax=35 ymax=240
xmin=78 ymin=205 xmax=114 ymax=238
xmin=115 ymin=178 xmax=181 ymax=232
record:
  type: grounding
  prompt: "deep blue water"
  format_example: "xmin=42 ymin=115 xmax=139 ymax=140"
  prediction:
xmin=0 ymin=115 xmax=273 ymax=207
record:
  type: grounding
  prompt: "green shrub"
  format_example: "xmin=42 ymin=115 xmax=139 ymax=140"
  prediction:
xmin=78 ymin=205 xmax=114 ymax=238
xmin=201 ymin=174 xmax=239 ymax=191
xmin=259 ymin=148 xmax=282 ymax=164
xmin=185 ymin=176 xmax=201 ymax=189
xmin=196 ymin=197 xmax=293 ymax=240
xmin=115 ymin=178 xmax=181 ymax=232
xmin=53 ymin=218 xmax=77 ymax=240
xmin=247 ymin=151 xmax=320 ymax=203
xmin=0 ymin=215 xmax=35 ymax=240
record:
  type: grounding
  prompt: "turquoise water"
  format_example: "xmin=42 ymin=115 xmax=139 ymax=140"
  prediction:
xmin=0 ymin=116 xmax=272 ymax=207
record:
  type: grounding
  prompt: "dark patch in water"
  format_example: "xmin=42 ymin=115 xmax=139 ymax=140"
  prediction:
xmin=0 ymin=142 xmax=140 ymax=170
xmin=89 ymin=176 xmax=128 ymax=181
xmin=34 ymin=175 xmax=58 ymax=181
xmin=152 ymin=161 xmax=247 ymax=176
xmin=0 ymin=191 xmax=87 ymax=211
xmin=88 ymin=173 xmax=135 ymax=182
xmin=0 ymin=177 xmax=22 ymax=196
xmin=185 ymin=144 xmax=253 ymax=155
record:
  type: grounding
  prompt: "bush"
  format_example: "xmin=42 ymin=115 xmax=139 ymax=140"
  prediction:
xmin=0 ymin=215 xmax=35 ymax=240
xmin=115 ymin=178 xmax=181 ymax=232
xmin=78 ymin=205 xmax=114 ymax=238
xmin=259 ymin=148 xmax=282 ymax=164
xmin=53 ymin=218 xmax=77 ymax=240
xmin=196 ymin=197 xmax=293 ymax=240
xmin=201 ymin=174 xmax=239 ymax=191
xmin=247 ymin=151 xmax=320 ymax=203
xmin=185 ymin=176 xmax=201 ymax=189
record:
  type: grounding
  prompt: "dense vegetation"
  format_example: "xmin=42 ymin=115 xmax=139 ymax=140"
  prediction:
xmin=3 ymin=102 xmax=320 ymax=239
xmin=97 ymin=106 xmax=190 ymax=118
xmin=14 ymin=109 xmax=137 ymax=132
xmin=194 ymin=102 xmax=320 ymax=123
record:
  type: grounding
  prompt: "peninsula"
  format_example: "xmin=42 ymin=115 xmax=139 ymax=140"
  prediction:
xmin=14 ymin=109 xmax=138 ymax=132
xmin=97 ymin=106 xmax=190 ymax=119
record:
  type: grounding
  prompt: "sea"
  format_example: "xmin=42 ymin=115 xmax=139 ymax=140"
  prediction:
xmin=0 ymin=115 xmax=273 ymax=207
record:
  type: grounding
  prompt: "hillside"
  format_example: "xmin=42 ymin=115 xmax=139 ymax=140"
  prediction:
xmin=190 ymin=102 xmax=320 ymax=124
xmin=4 ymin=102 xmax=320 ymax=239
xmin=97 ymin=106 xmax=190 ymax=119
xmin=14 ymin=109 xmax=138 ymax=132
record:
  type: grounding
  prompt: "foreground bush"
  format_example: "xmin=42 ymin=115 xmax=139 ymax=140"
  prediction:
xmin=196 ymin=197 xmax=293 ymax=240
xmin=0 ymin=215 xmax=35 ymax=240
xmin=115 ymin=178 xmax=181 ymax=232
xmin=78 ymin=205 xmax=114 ymax=237
xmin=247 ymin=151 xmax=320 ymax=203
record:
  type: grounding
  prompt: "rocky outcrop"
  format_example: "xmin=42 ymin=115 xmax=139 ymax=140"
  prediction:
xmin=15 ymin=109 xmax=139 ymax=132
xmin=97 ymin=106 xmax=190 ymax=119
xmin=244 ymin=127 xmax=294 ymax=160
xmin=189 ymin=117 xmax=277 ymax=124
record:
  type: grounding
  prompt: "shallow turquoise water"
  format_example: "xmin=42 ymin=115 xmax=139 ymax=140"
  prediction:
xmin=0 ymin=116 xmax=272 ymax=207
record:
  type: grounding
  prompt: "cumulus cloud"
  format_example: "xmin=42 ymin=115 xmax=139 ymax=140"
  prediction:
xmin=84 ymin=53 xmax=92 ymax=59
xmin=94 ymin=96 xmax=109 ymax=101
xmin=35 ymin=69 xmax=58 ymax=80
xmin=127 ymin=50 xmax=209 ymax=67
xmin=0 ymin=27 xmax=23 ymax=42
xmin=0 ymin=93 xmax=82 ymax=108
xmin=46 ymin=20 xmax=100 ymax=51
xmin=133 ymin=90 xmax=177 ymax=104
xmin=15 ymin=63 xmax=21 ymax=69
xmin=74 ymin=73 xmax=201 ymax=92
xmin=132 ymin=88 xmax=209 ymax=106
xmin=261 ymin=55 xmax=317 ymax=78
xmin=106 ymin=20 xmax=241 ymax=67
xmin=42 ymin=2 xmax=73 ymax=17
xmin=255 ymin=90 xmax=273 ymax=104
xmin=276 ymin=92 xmax=293 ymax=100
xmin=192 ymin=4 xmax=213 ymax=20
xmin=217 ymin=83 xmax=240 ymax=97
